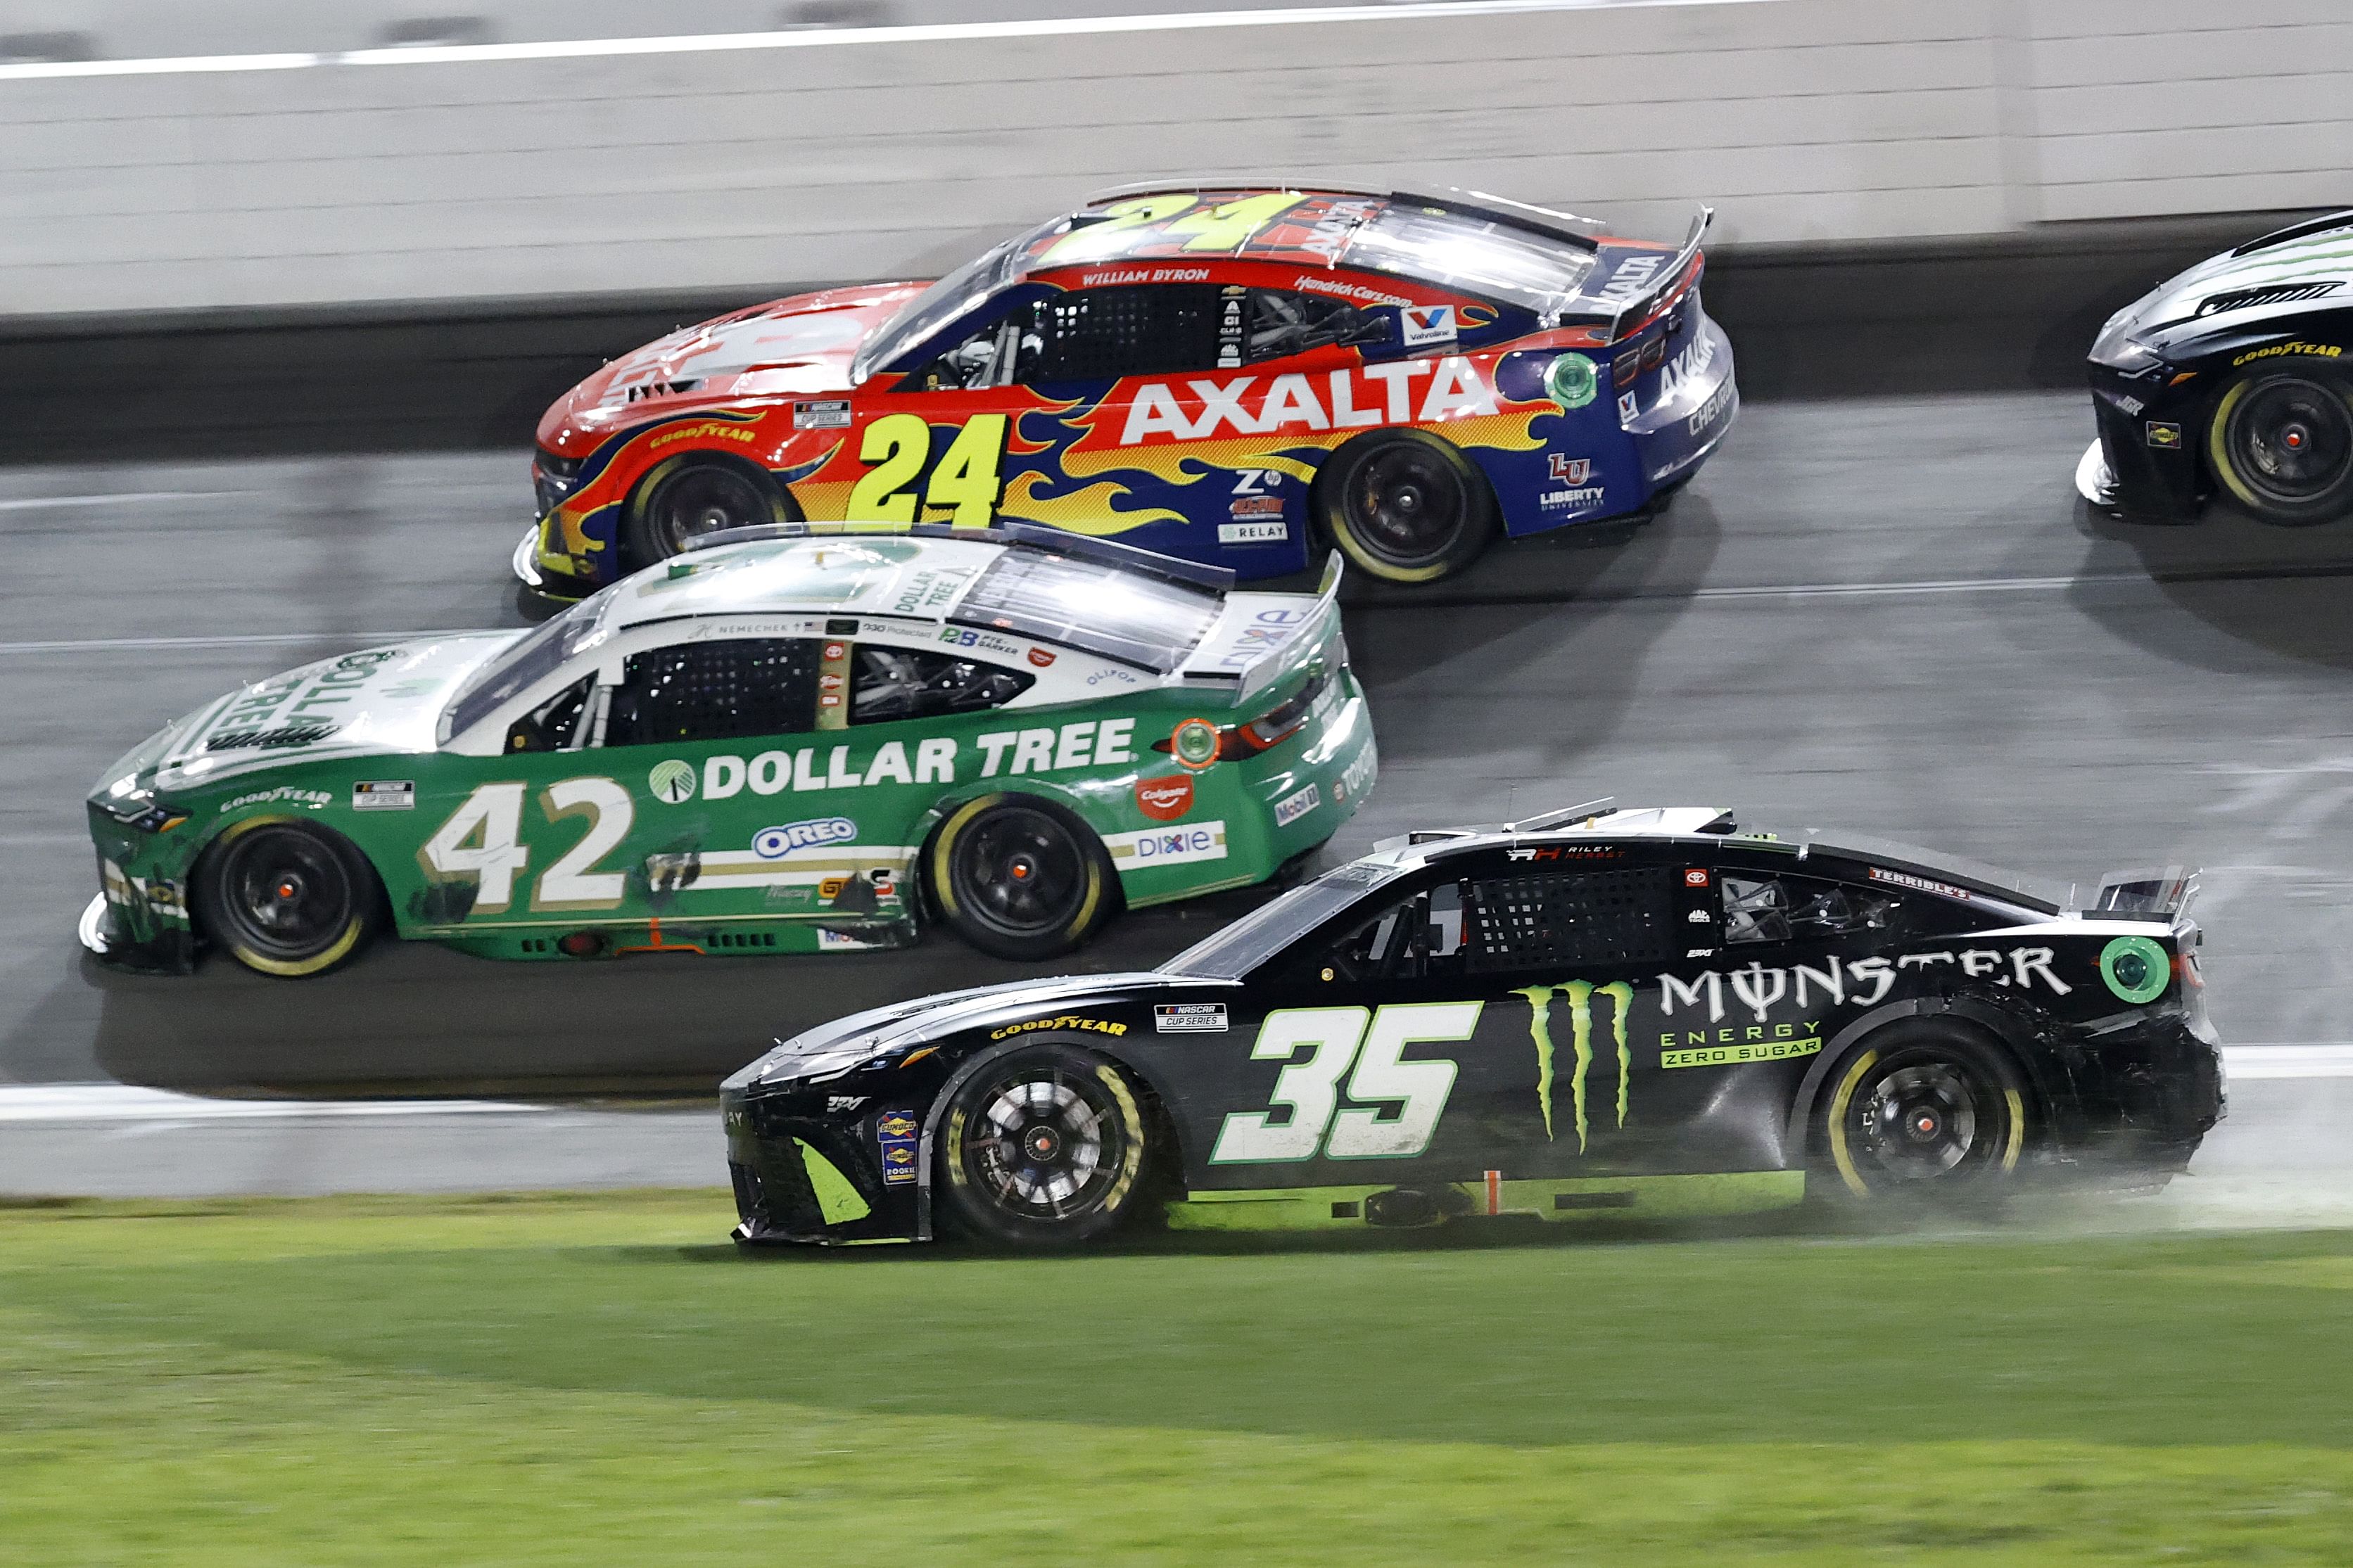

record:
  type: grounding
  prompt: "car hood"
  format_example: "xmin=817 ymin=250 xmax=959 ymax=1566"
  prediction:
xmin=2101 ymin=214 xmax=2353 ymax=348
xmin=106 ymin=633 xmax=518 ymax=796
xmin=725 ymin=970 xmax=1235 ymax=1090
xmin=537 ymin=283 xmax=927 ymax=452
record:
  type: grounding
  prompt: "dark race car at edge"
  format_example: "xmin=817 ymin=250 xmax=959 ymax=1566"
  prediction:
xmin=526 ymin=181 xmax=1737 ymax=592
xmin=721 ymin=803 xmax=2223 ymax=1248
xmin=2081 ymin=208 xmax=2353 ymax=524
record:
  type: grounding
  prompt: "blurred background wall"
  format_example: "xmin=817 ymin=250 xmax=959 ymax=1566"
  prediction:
xmin=1 ymin=0 xmax=2345 ymax=319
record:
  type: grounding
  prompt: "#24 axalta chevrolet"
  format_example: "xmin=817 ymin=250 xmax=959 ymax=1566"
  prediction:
xmin=524 ymin=182 xmax=1737 ymax=590
xmin=722 ymin=805 xmax=2221 ymax=1248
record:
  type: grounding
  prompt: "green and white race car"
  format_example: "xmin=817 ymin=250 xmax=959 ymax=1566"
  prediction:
xmin=82 ymin=524 xmax=1373 ymax=977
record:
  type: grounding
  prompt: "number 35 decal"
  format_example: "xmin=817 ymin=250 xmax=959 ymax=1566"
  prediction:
xmin=845 ymin=412 xmax=1008 ymax=528
xmin=1209 ymin=1002 xmax=1482 ymax=1164
xmin=420 ymin=779 xmax=635 ymax=914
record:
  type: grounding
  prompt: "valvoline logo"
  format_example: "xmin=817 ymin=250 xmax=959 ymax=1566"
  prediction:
xmin=753 ymin=817 xmax=858 ymax=858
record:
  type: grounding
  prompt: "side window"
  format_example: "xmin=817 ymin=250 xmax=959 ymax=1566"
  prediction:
xmin=1248 ymin=290 xmax=1385 ymax=362
xmin=1721 ymin=874 xmax=1890 ymax=945
xmin=504 ymin=674 xmax=593 ymax=754
xmin=603 ymin=638 xmax=820 ymax=747
xmin=1462 ymin=867 xmax=1680 ymax=973
xmin=1329 ymin=879 xmax=1469 ymax=983
xmin=1017 ymin=285 xmax=1223 ymax=382
xmin=849 ymin=645 xmax=1035 ymax=725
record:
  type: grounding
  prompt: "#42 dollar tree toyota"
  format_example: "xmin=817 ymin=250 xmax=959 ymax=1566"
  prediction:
xmin=82 ymin=525 xmax=1373 ymax=976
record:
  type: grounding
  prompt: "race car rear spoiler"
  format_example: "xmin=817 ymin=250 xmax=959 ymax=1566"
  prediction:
xmin=2091 ymin=866 xmax=2200 ymax=922
xmin=1180 ymin=550 xmax=1345 ymax=699
xmin=1606 ymin=205 xmax=1712 ymax=341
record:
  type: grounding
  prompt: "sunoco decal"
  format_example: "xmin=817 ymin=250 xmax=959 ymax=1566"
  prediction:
xmin=875 ymin=1110 xmax=920 ymax=1185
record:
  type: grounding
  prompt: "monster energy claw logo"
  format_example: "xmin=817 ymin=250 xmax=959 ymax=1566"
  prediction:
xmin=1513 ymin=980 xmax=1633 ymax=1153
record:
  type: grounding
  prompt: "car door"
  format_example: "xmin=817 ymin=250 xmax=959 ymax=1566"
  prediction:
xmin=1166 ymin=852 xmax=1711 ymax=1196
xmin=590 ymin=632 xmax=828 ymax=928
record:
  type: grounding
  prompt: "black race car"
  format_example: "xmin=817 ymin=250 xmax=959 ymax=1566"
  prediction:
xmin=721 ymin=803 xmax=2224 ymax=1247
xmin=2081 ymin=208 xmax=2353 ymax=524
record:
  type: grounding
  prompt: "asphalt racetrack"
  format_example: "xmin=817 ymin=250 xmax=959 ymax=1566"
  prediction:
xmin=9 ymin=390 xmax=2353 ymax=1177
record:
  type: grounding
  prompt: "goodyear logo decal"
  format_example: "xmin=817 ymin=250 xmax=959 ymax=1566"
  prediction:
xmin=989 ymin=1014 xmax=1129 ymax=1040
xmin=2233 ymin=340 xmax=2342 ymax=367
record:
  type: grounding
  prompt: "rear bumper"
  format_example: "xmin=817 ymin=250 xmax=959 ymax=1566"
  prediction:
xmin=2056 ymin=1012 xmax=2226 ymax=1175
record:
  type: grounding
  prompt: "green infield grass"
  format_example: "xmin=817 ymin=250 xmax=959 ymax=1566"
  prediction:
xmin=5 ymin=1191 xmax=2352 ymax=1565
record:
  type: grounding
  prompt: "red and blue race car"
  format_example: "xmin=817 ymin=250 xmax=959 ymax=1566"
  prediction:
xmin=523 ymin=182 xmax=1737 ymax=589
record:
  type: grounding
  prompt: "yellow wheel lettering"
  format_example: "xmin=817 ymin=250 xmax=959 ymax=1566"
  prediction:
xmin=930 ymin=795 xmax=1001 ymax=920
xmin=925 ymin=413 xmax=1009 ymax=528
xmin=232 ymin=914 xmax=364 ymax=979
xmin=1167 ymin=191 xmax=1302 ymax=252
xmin=2207 ymin=379 xmax=2258 ymax=510
xmin=846 ymin=413 xmax=928 ymax=522
xmin=1094 ymin=1062 xmax=1146 ymax=1210
xmin=1825 ymin=1049 xmax=1879 ymax=1199
xmin=2001 ymin=1086 xmax=2025 ymax=1174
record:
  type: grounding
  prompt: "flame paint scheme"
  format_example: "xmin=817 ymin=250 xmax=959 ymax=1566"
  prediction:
xmin=721 ymin=805 xmax=2223 ymax=1247
xmin=526 ymin=183 xmax=1737 ymax=593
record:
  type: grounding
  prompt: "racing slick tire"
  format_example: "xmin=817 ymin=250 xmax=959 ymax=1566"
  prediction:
xmin=194 ymin=819 xmax=383 ymax=978
xmin=2208 ymin=366 xmax=2353 ymax=525
xmin=1811 ymin=1020 xmax=2031 ymax=1209
xmin=937 ymin=1042 xmax=1151 ymax=1248
xmin=1316 ymin=428 xmax=1499 ymax=583
xmin=621 ymin=455 xmax=799 ymax=568
xmin=928 ymin=793 xmax=1117 ymax=961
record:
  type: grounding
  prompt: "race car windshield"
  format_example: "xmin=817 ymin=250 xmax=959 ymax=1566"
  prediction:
xmin=951 ymin=549 xmax=1222 ymax=673
xmin=1347 ymin=207 xmax=1597 ymax=314
xmin=1161 ymin=860 xmax=1411 ymax=979
xmin=854 ymin=232 xmax=1032 ymax=383
xmin=442 ymin=584 xmax=620 ymax=741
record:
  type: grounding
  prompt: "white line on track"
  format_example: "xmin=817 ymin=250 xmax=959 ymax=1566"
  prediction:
xmin=0 ymin=1 xmax=1755 ymax=81
xmin=0 ymin=491 xmax=248 ymax=512
xmin=0 ymin=630 xmax=471 ymax=656
xmin=0 ymin=1084 xmax=541 ymax=1123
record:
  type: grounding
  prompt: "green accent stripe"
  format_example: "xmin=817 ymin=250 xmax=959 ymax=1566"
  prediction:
xmin=1167 ymin=1172 xmax=1803 ymax=1232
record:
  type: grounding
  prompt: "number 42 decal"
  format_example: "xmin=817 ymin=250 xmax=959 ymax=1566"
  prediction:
xmin=846 ymin=412 xmax=1008 ymax=528
xmin=420 ymin=779 xmax=635 ymax=914
xmin=1210 ymin=1002 xmax=1482 ymax=1164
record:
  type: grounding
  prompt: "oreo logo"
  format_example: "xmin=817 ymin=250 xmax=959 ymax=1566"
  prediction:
xmin=754 ymin=817 xmax=858 ymax=858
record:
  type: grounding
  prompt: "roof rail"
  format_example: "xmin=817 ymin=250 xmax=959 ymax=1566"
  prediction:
xmin=1504 ymin=798 xmax=1617 ymax=833
xmin=680 ymin=519 xmax=1236 ymax=592
xmin=2231 ymin=208 xmax=2353 ymax=257
xmin=1077 ymin=178 xmax=1602 ymax=253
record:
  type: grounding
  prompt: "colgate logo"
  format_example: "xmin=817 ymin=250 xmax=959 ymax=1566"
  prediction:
xmin=1136 ymin=775 xmax=1195 ymax=822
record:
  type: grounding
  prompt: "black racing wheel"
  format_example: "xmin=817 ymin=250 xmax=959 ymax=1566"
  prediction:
xmin=1815 ymin=1021 xmax=2029 ymax=1206
xmin=1317 ymin=428 xmax=1499 ymax=582
xmin=2209 ymin=367 xmax=2353 ymax=525
xmin=929 ymin=793 xmax=1115 ymax=960
xmin=622 ymin=457 xmax=797 ymax=566
xmin=939 ymin=1043 xmax=1150 ymax=1247
xmin=196 ymin=819 xmax=382 ymax=978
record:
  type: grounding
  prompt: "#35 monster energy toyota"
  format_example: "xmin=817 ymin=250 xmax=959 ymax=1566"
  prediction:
xmin=722 ymin=803 xmax=2222 ymax=1247
xmin=81 ymin=523 xmax=1372 ymax=976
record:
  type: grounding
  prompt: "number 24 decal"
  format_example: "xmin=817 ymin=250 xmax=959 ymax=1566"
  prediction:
xmin=846 ymin=412 xmax=1008 ymax=528
xmin=1209 ymin=1002 xmax=1482 ymax=1164
xmin=421 ymin=779 xmax=633 ymax=914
